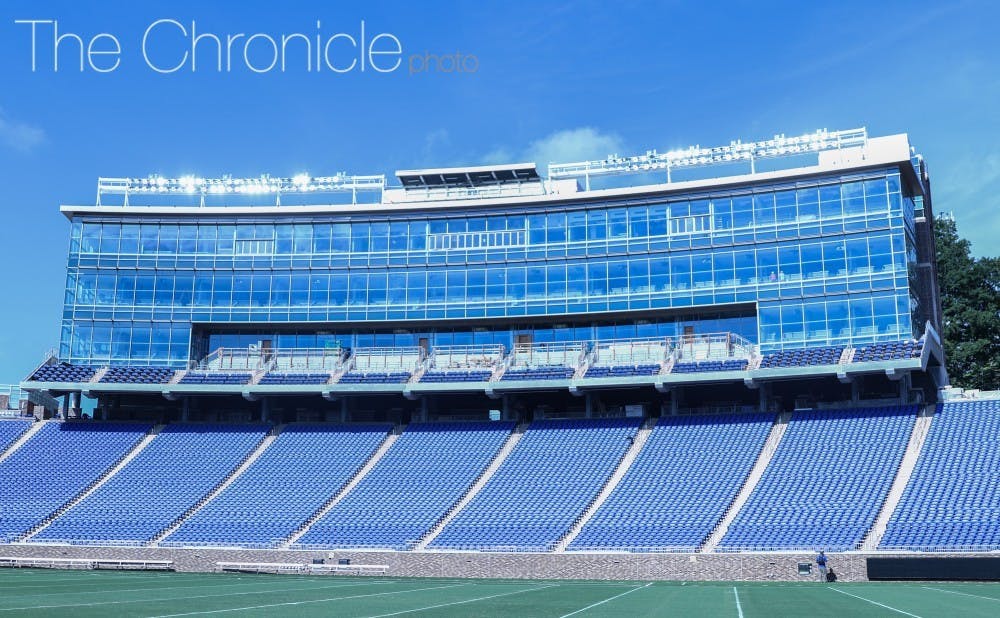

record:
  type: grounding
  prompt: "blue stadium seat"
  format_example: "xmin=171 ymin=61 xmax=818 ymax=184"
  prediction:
xmin=99 ymin=366 xmax=175 ymax=384
xmin=500 ymin=366 xmax=575 ymax=381
xmin=29 ymin=363 xmax=97 ymax=383
xmin=0 ymin=420 xmax=32 ymax=454
xmin=429 ymin=417 xmax=642 ymax=551
xmin=165 ymin=424 xmax=391 ymax=547
xmin=852 ymin=340 xmax=924 ymax=363
xmin=338 ymin=372 xmax=411 ymax=384
xmin=584 ymin=364 xmax=661 ymax=378
xmin=880 ymin=400 xmax=1000 ymax=550
xmin=718 ymin=406 xmax=915 ymax=551
xmin=419 ymin=370 xmax=493 ymax=383
xmin=759 ymin=346 xmax=844 ymax=369
xmin=34 ymin=424 xmax=268 ymax=544
xmin=294 ymin=421 xmax=515 ymax=550
xmin=178 ymin=372 xmax=251 ymax=385
xmin=0 ymin=422 xmax=151 ymax=541
xmin=258 ymin=372 xmax=331 ymax=385
xmin=671 ymin=359 xmax=749 ymax=374
xmin=569 ymin=413 xmax=773 ymax=552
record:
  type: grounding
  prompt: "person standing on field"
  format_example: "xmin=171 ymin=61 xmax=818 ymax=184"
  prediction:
xmin=816 ymin=551 xmax=829 ymax=582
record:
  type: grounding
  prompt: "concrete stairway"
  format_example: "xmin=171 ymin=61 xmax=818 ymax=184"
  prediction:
xmin=701 ymin=411 xmax=790 ymax=552
xmin=0 ymin=420 xmax=46 ymax=464
xmin=554 ymin=417 xmax=657 ymax=552
xmin=22 ymin=424 xmax=166 ymax=542
xmin=415 ymin=422 xmax=528 ymax=550
xmin=860 ymin=404 xmax=935 ymax=550
xmin=282 ymin=425 xmax=403 ymax=548
xmin=150 ymin=424 xmax=285 ymax=546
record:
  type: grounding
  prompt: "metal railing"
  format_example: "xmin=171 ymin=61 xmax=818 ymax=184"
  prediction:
xmin=196 ymin=346 xmax=344 ymax=372
xmin=425 ymin=344 xmax=505 ymax=371
xmin=590 ymin=337 xmax=671 ymax=367
xmin=672 ymin=332 xmax=756 ymax=361
xmin=509 ymin=342 xmax=588 ymax=369
xmin=349 ymin=347 xmax=425 ymax=373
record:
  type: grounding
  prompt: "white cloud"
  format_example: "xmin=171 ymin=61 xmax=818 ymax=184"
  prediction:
xmin=0 ymin=109 xmax=44 ymax=153
xmin=486 ymin=127 xmax=626 ymax=173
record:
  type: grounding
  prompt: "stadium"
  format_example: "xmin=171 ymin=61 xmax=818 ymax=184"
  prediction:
xmin=2 ymin=126 xmax=999 ymax=613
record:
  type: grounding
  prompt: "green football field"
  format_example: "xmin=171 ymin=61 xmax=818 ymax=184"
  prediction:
xmin=1 ymin=568 xmax=999 ymax=617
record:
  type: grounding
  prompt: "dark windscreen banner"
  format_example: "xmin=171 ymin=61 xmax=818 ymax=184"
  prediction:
xmin=867 ymin=557 xmax=1000 ymax=581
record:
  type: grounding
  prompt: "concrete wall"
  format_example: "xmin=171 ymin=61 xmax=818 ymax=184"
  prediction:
xmin=0 ymin=544 xmax=880 ymax=581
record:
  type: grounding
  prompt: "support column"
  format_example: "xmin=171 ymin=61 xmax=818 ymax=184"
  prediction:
xmin=851 ymin=379 xmax=861 ymax=405
xmin=584 ymin=393 xmax=593 ymax=419
xmin=181 ymin=397 xmax=191 ymax=422
xmin=669 ymin=390 xmax=679 ymax=416
xmin=758 ymin=382 xmax=771 ymax=413
xmin=420 ymin=396 xmax=429 ymax=422
xmin=260 ymin=397 xmax=270 ymax=423
xmin=501 ymin=395 xmax=511 ymax=421
xmin=62 ymin=394 xmax=70 ymax=419
xmin=340 ymin=399 xmax=348 ymax=423
xmin=70 ymin=392 xmax=81 ymax=419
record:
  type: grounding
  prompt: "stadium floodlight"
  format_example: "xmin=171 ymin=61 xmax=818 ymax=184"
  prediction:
xmin=96 ymin=172 xmax=387 ymax=206
xmin=548 ymin=127 xmax=868 ymax=187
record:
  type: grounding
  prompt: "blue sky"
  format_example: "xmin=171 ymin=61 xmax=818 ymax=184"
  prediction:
xmin=0 ymin=0 xmax=998 ymax=382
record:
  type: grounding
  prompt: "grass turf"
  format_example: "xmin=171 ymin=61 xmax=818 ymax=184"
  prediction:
xmin=1 ymin=569 xmax=999 ymax=617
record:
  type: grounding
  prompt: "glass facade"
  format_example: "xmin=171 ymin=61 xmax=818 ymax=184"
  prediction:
xmin=59 ymin=167 xmax=919 ymax=366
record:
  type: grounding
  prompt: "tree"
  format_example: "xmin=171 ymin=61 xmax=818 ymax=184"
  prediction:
xmin=934 ymin=216 xmax=1000 ymax=390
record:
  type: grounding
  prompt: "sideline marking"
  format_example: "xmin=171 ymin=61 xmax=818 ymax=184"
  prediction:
xmin=0 ymin=580 xmax=386 ymax=612
xmin=921 ymin=586 xmax=1000 ymax=603
xmin=830 ymin=587 xmax=923 ymax=617
xmin=559 ymin=582 xmax=653 ymax=618
xmin=733 ymin=586 xmax=744 ymax=618
xmin=366 ymin=583 xmax=558 ymax=617
xmin=147 ymin=583 xmax=468 ymax=617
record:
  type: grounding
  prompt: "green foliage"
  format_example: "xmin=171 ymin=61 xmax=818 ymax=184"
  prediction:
xmin=935 ymin=216 xmax=1000 ymax=390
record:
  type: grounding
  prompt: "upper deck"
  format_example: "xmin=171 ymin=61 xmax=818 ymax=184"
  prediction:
xmin=60 ymin=129 xmax=926 ymax=220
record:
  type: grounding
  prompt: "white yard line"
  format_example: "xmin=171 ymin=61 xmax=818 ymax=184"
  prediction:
xmin=5 ymin=578 xmax=316 ymax=600
xmin=920 ymin=586 xmax=1000 ymax=603
xmin=145 ymin=583 xmax=468 ymax=618
xmin=830 ymin=587 xmax=923 ymax=617
xmin=559 ymin=582 xmax=653 ymax=618
xmin=0 ymin=580 xmax=386 ymax=612
xmin=733 ymin=586 xmax=744 ymax=618
xmin=365 ymin=583 xmax=558 ymax=617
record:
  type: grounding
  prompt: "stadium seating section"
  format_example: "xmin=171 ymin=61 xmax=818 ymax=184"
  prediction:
xmin=584 ymin=364 xmax=661 ymax=378
xmin=760 ymin=346 xmax=844 ymax=368
xmin=719 ymin=406 xmax=915 ymax=551
xmin=419 ymin=370 xmax=493 ymax=383
xmin=338 ymin=372 xmax=412 ymax=384
xmin=165 ymin=424 xmax=391 ymax=547
xmin=0 ymin=422 xmax=150 ymax=541
xmin=29 ymin=363 xmax=97 ymax=383
xmin=853 ymin=340 xmax=924 ymax=363
xmin=178 ymin=372 xmax=251 ymax=385
xmin=0 ymin=419 xmax=31 ymax=453
xmin=4 ymin=400 xmax=1000 ymax=554
xmin=500 ymin=366 xmax=576 ymax=381
xmin=258 ymin=372 xmax=331 ymax=385
xmin=671 ymin=359 xmax=749 ymax=373
xmin=429 ymin=418 xmax=641 ymax=551
xmin=99 ymin=366 xmax=176 ymax=384
xmin=569 ymin=413 xmax=773 ymax=551
xmin=295 ymin=421 xmax=514 ymax=550
xmin=35 ymin=424 xmax=267 ymax=544
xmin=880 ymin=400 xmax=1000 ymax=550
